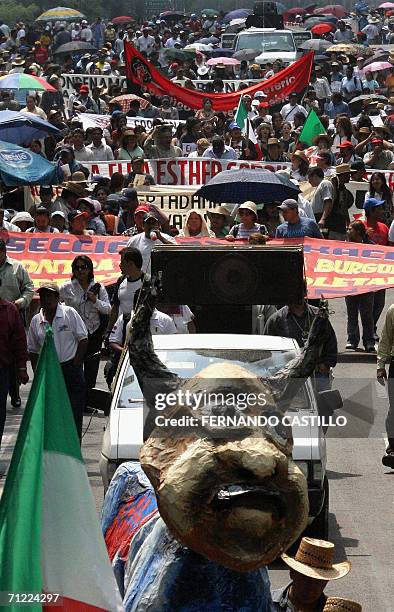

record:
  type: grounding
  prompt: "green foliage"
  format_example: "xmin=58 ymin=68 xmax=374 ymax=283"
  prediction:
xmin=0 ymin=1 xmax=40 ymax=24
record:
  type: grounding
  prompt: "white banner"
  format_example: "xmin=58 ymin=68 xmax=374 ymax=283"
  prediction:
xmin=81 ymin=158 xmax=292 ymax=185
xmin=77 ymin=112 xmax=184 ymax=132
xmin=60 ymin=73 xmax=126 ymax=98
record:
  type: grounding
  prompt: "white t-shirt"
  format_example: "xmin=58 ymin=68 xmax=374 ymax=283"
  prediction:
xmin=126 ymin=232 xmax=177 ymax=273
xmin=169 ymin=305 xmax=194 ymax=333
xmin=116 ymin=275 xmax=144 ymax=315
xmin=27 ymin=304 xmax=88 ymax=363
xmin=109 ymin=308 xmax=177 ymax=344
xmin=137 ymin=35 xmax=155 ymax=54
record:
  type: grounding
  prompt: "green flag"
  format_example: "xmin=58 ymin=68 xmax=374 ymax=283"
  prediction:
xmin=0 ymin=330 xmax=122 ymax=611
xmin=234 ymin=96 xmax=248 ymax=131
xmin=299 ymin=109 xmax=326 ymax=146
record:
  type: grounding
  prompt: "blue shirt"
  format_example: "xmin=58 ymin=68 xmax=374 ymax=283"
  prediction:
xmin=324 ymin=100 xmax=350 ymax=119
xmin=275 ymin=217 xmax=323 ymax=239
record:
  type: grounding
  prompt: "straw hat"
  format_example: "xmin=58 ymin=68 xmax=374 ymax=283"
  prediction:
xmin=282 ymin=538 xmax=351 ymax=581
xmin=336 ymin=163 xmax=351 ymax=175
xmin=323 ymin=597 xmax=362 ymax=611
xmin=12 ymin=56 xmax=25 ymax=66
xmin=61 ymin=181 xmax=88 ymax=197
xmin=292 ymin=150 xmax=309 ymax=163
xmin=207 ymin=205 xmax=231 ymax=218
xmin=267 ymin=137 xmax=280 ymax=146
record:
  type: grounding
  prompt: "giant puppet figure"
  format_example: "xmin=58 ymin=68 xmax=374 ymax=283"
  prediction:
xmin=102 ymin=284 xmax=331 ymax=610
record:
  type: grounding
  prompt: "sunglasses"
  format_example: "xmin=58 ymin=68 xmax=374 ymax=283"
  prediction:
xmin=74 ymin=265 xmax=88 ymax=271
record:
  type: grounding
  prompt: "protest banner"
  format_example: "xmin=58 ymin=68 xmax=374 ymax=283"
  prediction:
xmin=173 ymin=79 xmax=260 ymax=93
xmin=2 ymin=232 xmax=394 ymax=299
xmin=60 ymin=73 xmax=126 ymax=98
xmin=77 ymin=112 xmax=183 ymax=132
xmin=124 ymin=42 xmax=314 ymax=111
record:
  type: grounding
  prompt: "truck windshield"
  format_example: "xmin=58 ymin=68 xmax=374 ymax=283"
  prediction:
xmin=237 ymin=32 xmax=295 ymax=53
xmin=117 ymin=348 xmax=310 ymax=412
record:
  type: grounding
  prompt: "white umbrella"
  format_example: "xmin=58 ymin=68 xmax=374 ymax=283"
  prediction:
xmin=184 ymin=43 xmax=213 ymax=52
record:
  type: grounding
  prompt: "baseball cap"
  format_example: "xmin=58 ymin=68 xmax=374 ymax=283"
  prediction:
xmin=134 ymin=205 xmax=150 ymax=215
xmin=143 ymin=212 xmax=158 ymax=223
xmin=371 ymin=138 xmax=383 ymax=145
xmin=36 ymin=282 xmax=60 ymax=294
xmin=39 ymin=184 xmax=53 ymax=192
xmin=35 ymin=206 xmax=50 ymax=216
xmin=363 ymin=196 xmax=385 ymax=211
xmin=68 ymin=210 xmax=89 ymax=223
xmin=259 ymin=101 xmax=269 ymax=108
xmin=339 ymin=140 xmax=353 ymax=149
xmin=278 ymin=199 xmax=298 ymax=211
xmin=79 ymin=84 xmax=89 ymax=93
xmin=120 ymin=188 xmax=138 ymax=202
xmin=251 ymin=99 xmax=260 ymax=107
xmin=228 ymin=122 xmax=241 ymax=130
xmin=254 ymin=90 xmax=267 ymax=99
xmin=50 ymin=211 xmax=66 ymax=220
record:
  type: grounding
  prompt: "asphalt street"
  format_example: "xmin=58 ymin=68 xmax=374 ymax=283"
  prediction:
xmin=0 ymin=292 xmax=393 ymax=611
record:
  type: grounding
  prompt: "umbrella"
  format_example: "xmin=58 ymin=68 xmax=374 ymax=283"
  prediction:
xmin=379 ymin=2 xmax=394 ymax=7
xmin=284 ymin=7 xmax=306 ymax=17
xmin=233 ymin=48 xmax=259 ymax=61
xmin=349 ymin=94 xmax=387 ymax=106
xmin=0 ymin=74 xmax=56 ymax=92
xmin=314 ymin=5 xmax=348 ymax=17
xmin=53 ymin=41 xmax=97 ymax=55
xmin=184 ymin=43 xmax=213 ymax=52
xmin=206 ymin=57 xmax=240 ymax=66
xmin=305 ymin=16 xmax=338 ymax=28
xmin=195 ymin=168 xmax=300 ymax=204
xmin=36 ymin=6 xmax=85 ymax=22
xmin=363 ymin=51 xmax=389 ymax=67
xmin=196 ymin=36 xmax=219 ymax=44
xmin=0 ymin=140 xmax=56 ymax=186
xmin=164 ymin=48 xmax=196 ymax=61
xmin=109 ymin=94 xmax=149 ymax=113
xmin=362 ymin=61 xmax=392 ymax=73
xmin=300 ymin=39 xmax=332 ymax=51
xmin=201 ymin=9 xmax=219 ymax=17
xmin=159 ymin=11 xmax=187 ymax=20
xmin=111 ymin=16 xmax=135 ymax=24
xmin=223 ymin=9 xmax=252 ymax=23
xmin=205 ymin=47 xmax=234 ymax=57
xmin=310 ymin=23 xmax=334 ymax=34
xmin=0 ymin=111 xmax=60 ymax=145
xmin=326 ymin=43 xmax=364 ymax=54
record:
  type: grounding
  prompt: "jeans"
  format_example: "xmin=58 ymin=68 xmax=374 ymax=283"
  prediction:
xmin=61 ymin=362 xmax=86 ymax=441
xmin=373 ymin=289 xmax=386 ymax=336
xmin=0 ymin=367 xmax=9 ymax=445
xmin=345 ymin=293 xmax=375 ymax=347
xmin=83 ymin=328 xmax=103 ymax=409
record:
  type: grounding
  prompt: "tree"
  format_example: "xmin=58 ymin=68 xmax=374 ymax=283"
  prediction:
xmin=0 ymin=1 xmax=40 ymax=24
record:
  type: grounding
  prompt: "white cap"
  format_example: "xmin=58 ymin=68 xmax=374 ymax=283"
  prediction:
xmin=51 ymin=210 xmax=66 ymax=220
xmin=251 ymin=99 xmax=260 ymax=107
xmin=253 ymin=90 xmax=267 ymax=99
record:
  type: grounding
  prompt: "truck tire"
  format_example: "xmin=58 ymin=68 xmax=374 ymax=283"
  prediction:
xmin=305 ymin=476 xmax=329 ymax=540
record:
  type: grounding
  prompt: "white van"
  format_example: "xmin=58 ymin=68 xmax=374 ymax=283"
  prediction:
xmin=233 ymin=27 xmax=297 ymax=65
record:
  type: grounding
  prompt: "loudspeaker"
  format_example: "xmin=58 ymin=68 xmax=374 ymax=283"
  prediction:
xmin=245 ymin=14 xmax=284 ymax=29
xmin=151 ymin=245 xmax=304 ymax=305
xmin=254 ymin=1 xmax=279 ymax=15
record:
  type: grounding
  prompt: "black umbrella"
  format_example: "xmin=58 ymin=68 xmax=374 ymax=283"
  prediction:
xmin=349 ymin=94 xmax=388 ymax=106
xmin=195 ymin=168 xmax=299 ymax=204
xmin=300 ymin=39 xmax=331 ymax=51
xmin=54 ymin=41 xmax=97 ymax=55
xmin=233 ymin=48 xmax=259 ymax=61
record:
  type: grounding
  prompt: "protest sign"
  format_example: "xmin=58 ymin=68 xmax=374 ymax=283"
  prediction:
xmin=77 ymin=112 xmax=183 ymax=132
xmin=124 ymin=42 xmax=314 ymax=111
xmin=2 ymin=232 xmax=394 ymax=299
xmin=60 ymin=73 xmax=126 ymax=98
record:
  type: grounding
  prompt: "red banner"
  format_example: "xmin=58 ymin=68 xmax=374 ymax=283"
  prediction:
xmin=124 ymin=42 xmax=314 ymax=111
xmin=2 ymin=232 xmax=394 ymax=300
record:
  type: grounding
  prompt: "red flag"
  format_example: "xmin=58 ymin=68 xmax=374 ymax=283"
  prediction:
xmin=124 ymin=42 xmax=314 ymax=112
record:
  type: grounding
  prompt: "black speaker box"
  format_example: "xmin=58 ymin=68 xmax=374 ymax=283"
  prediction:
xmin=245 ymin=14 xmax=284 ymax=29
xmin=151 ymin=245 xmax=304 ymax=305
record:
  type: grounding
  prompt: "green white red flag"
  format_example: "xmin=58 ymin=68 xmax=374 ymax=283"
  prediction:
xmin=0 ymin=330 xmax=123 ymax=611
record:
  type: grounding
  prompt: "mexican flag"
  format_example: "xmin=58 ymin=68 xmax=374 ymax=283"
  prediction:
xmin=299 ymin=108 xmax=327 ymax=147
xmin=0 ymin=330 xmax=123 ymax=611
xmin=234 ymin=96 xmax=259 ymax=147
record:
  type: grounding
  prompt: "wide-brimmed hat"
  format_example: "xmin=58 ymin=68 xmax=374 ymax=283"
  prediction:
xmin=238 ymin=201 xmax=258 ymax=218
xmin=267 ymin=137 xmax=280 ymax=146
xmin=313 ymin=133 xmax=332 ymax=147
xmin=207 ymin=205 xmax=231 ymax=218
xmin=12 ymin=56 xmax=25 ymax=66
xmin=292 ymin=150 xmax=309 ymax=163
xmin=336 ymin=163 xmax=351 ymax=175
xmin=11 ymin=211 xmax=34 ymax=225
xmin=282 ymin=537 xmax=351 ymax=581
xmin=323 ymin=597 xmax=362 ymax=611
xmin=61 ymin=181 xmax=88 ymax=197
xmin=368 ymin=16 xmax=380 ymax=23
xmin=197 ymin=65 xmax=209 ymax=76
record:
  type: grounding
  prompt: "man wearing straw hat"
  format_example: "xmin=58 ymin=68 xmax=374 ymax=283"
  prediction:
xmin=272 ymin=537 xmax=351 ymax=611
xmin=323 ymin=597 xmax=362 ymax=611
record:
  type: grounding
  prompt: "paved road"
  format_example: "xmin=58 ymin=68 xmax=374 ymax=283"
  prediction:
xmin=1 ymin=293 xmax=393 ymax=611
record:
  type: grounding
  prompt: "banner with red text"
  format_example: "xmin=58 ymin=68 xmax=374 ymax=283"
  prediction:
xmin=2 ymin=233 xmax=394 ymax=299
xmin=124 ymin=42 xmax=314 ymax=111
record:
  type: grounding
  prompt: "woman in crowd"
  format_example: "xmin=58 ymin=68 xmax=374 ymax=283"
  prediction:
xmin=10 ymin=211 xmax=34 ymax=232
xmin=195 ymin=97 xmax=215 ymax=122
xmin=333 ymin=115 xmax=357 ymax=152
xmin=78 ymin=197 xmax=107 ymax=235
xmin=260 ymin=202 xmax=283 ymax=238
xmin=256 ymin=123 xmax=272 ymax=159
xmin=226 ymin=201 xmax=268 ymax=241
xmin=290 ymin=151 xmax=310 ymax=182
xmin=117 ymin=129 xmax=145 ymax=160
xmin=365 ymin=171 xmax=393 ymax=227
xmin=60 ymin=255 xmax=111 ymax=414
xmin=94 ymin=184 xmax=110 ymax=209
xmin=279 ymin=121 xmax=293 ymax=153
xmin=178 ymin=210 xmax=214 ymax=237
